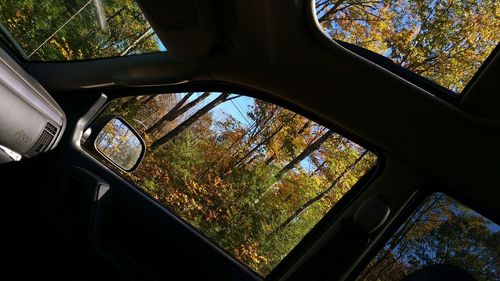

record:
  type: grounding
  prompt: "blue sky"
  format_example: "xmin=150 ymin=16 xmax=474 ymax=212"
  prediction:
xmin=154 ymin=35 xmax=167 ymax=51
xmin=182 ymin=92 xmax=326 ymax=173
xmin=185 ymin=92 xmax=253 ymax=124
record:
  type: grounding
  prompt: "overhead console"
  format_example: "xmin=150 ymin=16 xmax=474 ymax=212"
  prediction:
xmin=0 ymin=47 xmax=65 ymax=162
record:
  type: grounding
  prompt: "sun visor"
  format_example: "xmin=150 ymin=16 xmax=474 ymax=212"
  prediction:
xmin=137 ymin=0 xmax=217 ymax=62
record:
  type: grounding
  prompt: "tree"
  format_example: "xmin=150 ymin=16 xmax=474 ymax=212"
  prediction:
xmin=275 ymin=130 xmax=334 ymax=179
xmin=265 ymin=120 xmax=312 ymax=165
xmin=151 ymin=93 xmax=233 ymax=149
xmin=358 ymin=193 xmax=500 ymax=281
xmin=317 ymin=0 xmax=499 ymax=92
xmin=271 ymin=149 xmax=367 ymax=235
xmin=145 ymin=92 xmax=212 ymax=136
xmin=0 ymin=0 xmax=161 ymax=60
xmin=93 ymin=93 xmax=379 ymax=276
xmin=231 ymin=113 xmax=297 ymax=168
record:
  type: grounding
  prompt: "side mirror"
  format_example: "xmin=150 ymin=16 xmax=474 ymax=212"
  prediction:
xmin=83 ymin=116 xmax=146 ymax=172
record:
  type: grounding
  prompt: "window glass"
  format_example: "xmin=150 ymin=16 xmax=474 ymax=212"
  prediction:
xmin=315 ymin=0 xmax=499 ymax=93
xmin=0 ymin=0 xmax=165 ymax=61
xmin=93 ymin=92 xmax=377 ymax=276
xmin=356 ymin=193 xmax=500 ymax=281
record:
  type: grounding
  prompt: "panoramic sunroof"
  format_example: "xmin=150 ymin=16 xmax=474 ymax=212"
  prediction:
xmin=315 ymin=0 xmax=499 ymax=93
xmin=0 ymin=0 xmax=165 ymax=61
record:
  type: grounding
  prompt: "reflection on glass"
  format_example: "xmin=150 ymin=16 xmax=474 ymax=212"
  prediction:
xmin=95 ymin=118 xmax=142 ymax=170
xmin=0 ymin=0 xmax=165 ymax=61
xmin=357 ymin=193 xmax=500 ymax=281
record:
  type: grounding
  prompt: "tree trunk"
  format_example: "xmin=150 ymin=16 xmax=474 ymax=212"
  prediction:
xmin=254 ymin=129 xmax=331 ymax=204
xmin=166 ymin=92 xmax=209 ymax=121
xmin=265 ymin=120 xmax=312 ymax=165
xmin=151 ymin=93 xmax=229 ymax=149
xmin=232 ymin=114 xmax=296 ymax=168
xmin=244 ymin=154 xmax=259 ymax=166
xmin=194 ymin=119 xmax=259 ymax=179
xmin=275 ymin=130 xmax=334 ymax=179
xmin=120 ymin=27 xmax=154 ymax=56
xmin=138 ymin=94 xmax=158 ymax=106
xmin=145 ymin=92 xmax=196 ymax=135
xmin=297 ymin=120 xmax=312 ymax=135
xmin=310 ymin=159 xmax=326 ymax=176
xmin=271 ymin=150 xmax=368 ymax=235
xmin=248 ymin=106 xmax=278 ymax=141
xmin=88 ymin=6 xmax=126 ymax=49
xmin=368 ymin=195 xmax=445 ymax=273
xmin=265 ymin=154 xmax=276 ymax=166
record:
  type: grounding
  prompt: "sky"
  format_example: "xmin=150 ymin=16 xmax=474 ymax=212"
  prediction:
xmin=185 ymin=92 xmax=254 ymax=124
xmin=181 ymin=92 xmax=330 ymax=173
xmin=154 ymin=35 xmax=167 ymax=51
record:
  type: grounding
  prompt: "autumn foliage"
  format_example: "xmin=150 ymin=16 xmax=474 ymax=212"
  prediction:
xmin=103 ymin=93 xmax=377 ymax=275
xmin=316 ymin=0 xmax=499 ymax=92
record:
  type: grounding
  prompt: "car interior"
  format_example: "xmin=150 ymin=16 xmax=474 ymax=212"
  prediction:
xmin=0 ymin=0 xmax=498 ymax=280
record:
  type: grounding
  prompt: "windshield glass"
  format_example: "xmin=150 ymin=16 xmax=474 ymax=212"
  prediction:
xmin=0 ymin=0 xmax=165 ymax=61
xmin=315 ymin=0 xmax=499 ymax=93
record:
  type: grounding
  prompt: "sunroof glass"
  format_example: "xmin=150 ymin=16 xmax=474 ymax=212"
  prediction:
xmin=315 ymin=0 xmax=499 ymax=93
xmin=0 ymin=0 xmax=165 ymax=61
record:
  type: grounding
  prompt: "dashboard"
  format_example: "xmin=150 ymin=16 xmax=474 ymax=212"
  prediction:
xmin=0 ymin=47 xmax=65 ymax=163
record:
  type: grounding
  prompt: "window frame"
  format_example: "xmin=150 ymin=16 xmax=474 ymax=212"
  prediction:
xmin=0 ymin=28 xmax=166 ymax=64
xmin=460 ymin=44 xmax=500 ymax=96
xmin=87 ymin=84 xmax=384 ymax=279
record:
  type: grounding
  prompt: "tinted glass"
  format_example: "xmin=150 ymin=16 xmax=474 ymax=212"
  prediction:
xmin=356 ymin=193 xmax=500 ymax=281
xmin=0 ymin=0 xmax=165 ymax=61
xmin=95 ymin=118 xmax=143 ymax=171
xmin=93 ymin=92 xmax=378 ymax=276
xmin=315 ymin=0 xmax=499 ymax=93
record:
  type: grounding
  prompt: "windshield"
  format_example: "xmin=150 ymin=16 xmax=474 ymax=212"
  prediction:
xmin=0 ymin=0 xmax=165 ymax=61
xmin=315 ymin=0 xmax=499 ymax=93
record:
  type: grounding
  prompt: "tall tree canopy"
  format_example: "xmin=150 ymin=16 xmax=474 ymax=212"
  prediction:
xmin=100 ymin=92 xmax=378 ymax=275
xmin=0 ymin=0 xmax=161 ymax=60
xmin=316 ymin=0 xmax=499 ymax=92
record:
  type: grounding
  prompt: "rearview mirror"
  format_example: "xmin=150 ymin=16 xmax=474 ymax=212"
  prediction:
xmin=85 ymin=117 xmax=145 ymax=172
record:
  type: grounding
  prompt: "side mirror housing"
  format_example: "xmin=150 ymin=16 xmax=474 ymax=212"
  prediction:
xmin=83 ymin=116 xmax=146 ymax=172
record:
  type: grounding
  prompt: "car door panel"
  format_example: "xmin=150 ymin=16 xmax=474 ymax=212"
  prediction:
xmin=90 ymin=174 xmax=260 ymax=281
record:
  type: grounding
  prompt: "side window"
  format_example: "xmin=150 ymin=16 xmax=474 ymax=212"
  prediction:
xmin=92 ymin=92 xmax=378 ymax=276
xmin=356 ymin=193 xmax=500 ymax=281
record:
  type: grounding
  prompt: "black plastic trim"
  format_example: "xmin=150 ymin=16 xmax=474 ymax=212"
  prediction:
xmin=335 ymin=40 xmax=459 ymax=104
xmin=460 ymin=44 xmax=500 ymax=98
